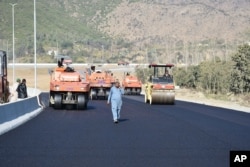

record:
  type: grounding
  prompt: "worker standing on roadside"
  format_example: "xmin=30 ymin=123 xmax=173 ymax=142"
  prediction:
xmin=107 ymin=81 xmax=124 ymax=124
xmin=9 ymin=78 xmax=21 ymax=102
xmin=16 ymin=79 xmax=28 ymax=99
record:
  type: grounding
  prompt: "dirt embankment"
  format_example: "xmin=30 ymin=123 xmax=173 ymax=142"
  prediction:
xmin=175 ymin=88 xmax=250 ymax=113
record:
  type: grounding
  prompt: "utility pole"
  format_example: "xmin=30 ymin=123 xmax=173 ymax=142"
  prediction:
xmin=6 ymin=40 xmax=9 ymax=65
xmin=9 ymin=3 xmax=17 ymax=84
xmin=225 ymin=38 xmax=228 ymax=62
xmin=34 ymin=0 xmax=37 ymax=91
xmin=185 ymin=41 xmax=188 ymax=71
xmin=101 ymin=45 xmax=104 ymax=63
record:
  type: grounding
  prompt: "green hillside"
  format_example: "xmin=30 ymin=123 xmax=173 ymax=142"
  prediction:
xmin=0 ymin=0 xmax=249 ymax=64
xmin=0 ymin=0 xmax=126 ymax=63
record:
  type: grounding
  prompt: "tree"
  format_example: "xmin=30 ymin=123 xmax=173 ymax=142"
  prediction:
xmin=135 ymin=66 xmax=152 ymax=84
xmin=197 ymin=60 xmax=231 ymax=94
xmin=61 ymin=41 xmax=74 ymax=49
xmin=230 ymin=44 xmax=250 ymax=94
xmin=172 ymin=65 xmax=199 ymax=89
xmin=173 ymin=67 xmax=188 ymax=88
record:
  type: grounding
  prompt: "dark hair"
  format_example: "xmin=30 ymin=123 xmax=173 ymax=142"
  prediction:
xmin=22 ymin=79 xmax=26 ymax=82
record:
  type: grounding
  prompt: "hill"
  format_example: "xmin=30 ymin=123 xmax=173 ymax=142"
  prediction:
xmin=99 ymin=0 xmax=250 ymax=42
xmin=0 ymin=0 xmax=249 ymax=64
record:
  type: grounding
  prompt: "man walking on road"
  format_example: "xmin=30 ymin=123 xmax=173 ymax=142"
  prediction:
xmin=107 ymin=81 xmax=124 ymax=123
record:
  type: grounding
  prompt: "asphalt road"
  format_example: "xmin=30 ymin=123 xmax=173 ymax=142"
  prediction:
xmin=0 ymin=93 xmax=250 ymax=167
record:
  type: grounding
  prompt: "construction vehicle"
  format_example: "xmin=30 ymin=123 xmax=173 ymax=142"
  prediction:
xmin=86 ymin=65 xmax=115 ymax=100
xmin=144 ymin=64 xmax=175 ymax=104
xmin=122 ymin=72 xmax=142 ymax=95
xmin=0 ymin=50 xmax=9 ymax=103
xmin=49 ymin=58 xmax=90 ymax=110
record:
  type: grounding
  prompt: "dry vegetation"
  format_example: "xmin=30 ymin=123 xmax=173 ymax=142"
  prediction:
xmin=8 ymin=67 xmax=50 ymax=91
xmin=99 ymin=1 xmax=250 ymax=42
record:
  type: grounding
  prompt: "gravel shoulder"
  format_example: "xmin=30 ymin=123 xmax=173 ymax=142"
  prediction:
xmin=175 ymin=88 xmax=249 ymax=113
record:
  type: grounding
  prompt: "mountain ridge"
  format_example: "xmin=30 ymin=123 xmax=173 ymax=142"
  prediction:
xmin=98 ymin=0 xmax=250 ymax=43
xmin=0 ymin=0 xmax=249 ymax=63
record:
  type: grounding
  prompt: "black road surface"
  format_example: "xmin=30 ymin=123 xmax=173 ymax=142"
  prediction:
xmin=0 ymin=93 xmax=250 ymax=167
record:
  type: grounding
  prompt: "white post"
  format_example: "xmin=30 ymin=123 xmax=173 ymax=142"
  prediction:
xmin=34 ymin=0 xmax=37 ymax=93
xmin=9 ymin=3 xmax=17 ymax=85
xmin=102 ymin=45 xmax=104 ymax=63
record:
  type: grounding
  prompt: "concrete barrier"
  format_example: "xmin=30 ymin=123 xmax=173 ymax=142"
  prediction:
xmin=27 ymin=87 xmax=42 ymax=97
xmin=0 ymin=88 xmax=43 ymax=135
xmin=0 ymin=96 xmax=41 ymax=124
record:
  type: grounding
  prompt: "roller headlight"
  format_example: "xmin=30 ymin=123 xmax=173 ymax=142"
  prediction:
xmin=55 ymin=85 xmax=60 ymax=90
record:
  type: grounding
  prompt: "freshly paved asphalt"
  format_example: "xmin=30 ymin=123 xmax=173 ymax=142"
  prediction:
xmin=0 ymin=93 xmax=250 ymax=167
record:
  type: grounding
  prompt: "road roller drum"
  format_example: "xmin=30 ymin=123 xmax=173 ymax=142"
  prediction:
xmin=150 ymin=91 xmax=175 ymax=104
xmin=144 ymin=64 xmax=175 ymax=105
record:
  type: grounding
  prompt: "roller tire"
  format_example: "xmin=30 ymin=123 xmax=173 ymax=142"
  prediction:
xmin=144 ymin=94 xmax=149 ymax=103
xmin=49 ymin=97 xmax=52 ymax=107
xmin=77 ymin=94 xmax=86 ymax=110
xmin=90 ymin=89 xmax=96 ymax=100
xmin=54 ymin=94 xmax=62 ymax=109
xmin=105 ymin=90 xmax=110 ymax=100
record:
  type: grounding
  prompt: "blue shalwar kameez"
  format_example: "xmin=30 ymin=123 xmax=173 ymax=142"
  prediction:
xmin=107 ymin=86 xmax=124 ymax=121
